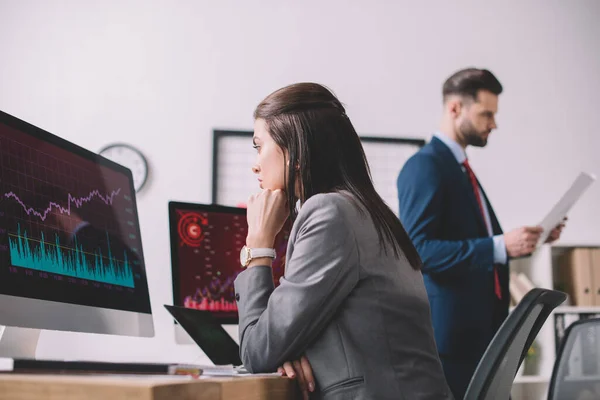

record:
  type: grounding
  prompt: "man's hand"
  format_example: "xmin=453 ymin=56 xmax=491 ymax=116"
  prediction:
xmin=504 ymin=226 xmax=543 ymax=258
xmin=277 ymin=355 xmax=315 ymax=400
xmin=545 ymin=217 xmax=567 ymax=244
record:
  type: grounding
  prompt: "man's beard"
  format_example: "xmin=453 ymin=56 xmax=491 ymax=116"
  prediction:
xmin=459 ymin=119 xmax=490 ymax=147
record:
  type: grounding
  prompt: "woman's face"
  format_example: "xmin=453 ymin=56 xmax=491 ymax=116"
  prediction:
xmin=252 ymin=118 xmax=286 ymax=191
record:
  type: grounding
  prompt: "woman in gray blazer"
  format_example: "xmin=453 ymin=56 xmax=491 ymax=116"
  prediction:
xmin=234 ymin=82 xmax=453 ymax=400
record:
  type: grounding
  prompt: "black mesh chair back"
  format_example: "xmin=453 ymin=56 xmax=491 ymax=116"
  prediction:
xmin=464 ymin=288 xmax=566 ymax=400
xmin=548 ymin=317 xmax=600 ymax=400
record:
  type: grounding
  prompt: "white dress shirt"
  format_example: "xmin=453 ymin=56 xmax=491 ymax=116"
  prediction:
xmin=433 ymin=132 xmax=507 ymax=264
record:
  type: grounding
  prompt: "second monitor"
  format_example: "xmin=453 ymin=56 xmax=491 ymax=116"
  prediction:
xmin=168 ymin=202 xmax=288 ymax=325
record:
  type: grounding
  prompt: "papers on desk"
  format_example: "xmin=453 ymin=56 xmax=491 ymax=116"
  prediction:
xmin=537 ymin=172 xmax=596 ymax=246
xmin=0 ymin=358 xmax=13 ymax=371
xmin=200 ymin=365 xmax=281 ymax=377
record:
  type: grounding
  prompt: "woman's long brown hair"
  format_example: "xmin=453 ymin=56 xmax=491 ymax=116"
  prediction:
xmin=254 ymin=82 xmax=422 ymax=270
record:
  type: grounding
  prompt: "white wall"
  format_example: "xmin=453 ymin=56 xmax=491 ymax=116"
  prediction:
xmin=0 ymin=0 xmax=598 ymax=363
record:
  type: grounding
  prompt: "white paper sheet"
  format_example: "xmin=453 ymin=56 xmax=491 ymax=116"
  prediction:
xmin=537 ymin=172 xmax=596 ymax=246
xmin=0 ymin=357 xmax=14 ymax=371
xmin=199 ymin=365 xmax=281 ymax=377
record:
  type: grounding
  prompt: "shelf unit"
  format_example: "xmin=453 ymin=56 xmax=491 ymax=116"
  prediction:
xmin=514 ymin=375 xmax=549 ymax=384
xmin=509 ymin=243 xmax=600 ymax=400
xmin=554 ymin=305 xmax=600 ymax=313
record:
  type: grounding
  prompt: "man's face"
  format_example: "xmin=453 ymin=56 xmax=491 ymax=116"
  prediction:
xmin=456 ymin=90 xmax=498 ymax=147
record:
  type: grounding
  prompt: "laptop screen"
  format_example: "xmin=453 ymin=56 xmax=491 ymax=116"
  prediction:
xmin=164 ymin=305 xmax=242 ymax=366
xmin=168 ymin=202 xmax=288 ymax=324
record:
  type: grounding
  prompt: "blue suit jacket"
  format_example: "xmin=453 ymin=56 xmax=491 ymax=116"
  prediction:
xmin=397 ymin=136 xmax=509 ymax=361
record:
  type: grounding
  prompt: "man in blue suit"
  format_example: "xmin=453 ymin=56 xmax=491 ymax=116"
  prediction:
xmin=397 ymin=68 xmax=565 ymax=399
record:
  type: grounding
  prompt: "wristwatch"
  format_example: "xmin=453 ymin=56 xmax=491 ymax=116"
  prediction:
xmin=239 ymin=246 xmax=276 ymax=268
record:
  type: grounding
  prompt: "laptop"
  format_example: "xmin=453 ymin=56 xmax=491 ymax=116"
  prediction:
xmin=164 ymin=304 xmax=242 ymax=367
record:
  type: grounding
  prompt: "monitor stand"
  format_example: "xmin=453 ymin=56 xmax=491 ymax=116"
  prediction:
xmin=0 ymin=325 xmax=40 ymax=359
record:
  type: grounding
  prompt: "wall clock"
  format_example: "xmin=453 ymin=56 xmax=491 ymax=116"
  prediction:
xmin=99 ymin=143 xmax=149 ymax=193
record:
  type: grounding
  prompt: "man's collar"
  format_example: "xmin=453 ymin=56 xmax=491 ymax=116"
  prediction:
xmin=433 ymin=132 xmax=467 ymax=164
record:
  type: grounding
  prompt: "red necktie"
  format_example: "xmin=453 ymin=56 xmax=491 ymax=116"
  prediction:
xmin=462 ymin=159 xmax=502 ymax=300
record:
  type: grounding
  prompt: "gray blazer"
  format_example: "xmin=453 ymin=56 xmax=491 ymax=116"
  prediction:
xmin=234 ymin=192 xmax=453 ymax=399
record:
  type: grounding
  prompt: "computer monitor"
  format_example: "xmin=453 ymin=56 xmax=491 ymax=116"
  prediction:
xmin=168 ymin=202 xmax=288 ymax=329
xmin=0 ymin=109 xmax=154 ymax=357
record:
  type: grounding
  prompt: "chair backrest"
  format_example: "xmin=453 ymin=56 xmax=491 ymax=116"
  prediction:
xmin=548 ymin=317 xmax=600 ymax=400
xmin=464 ymin=288 xmax=567 ymax=400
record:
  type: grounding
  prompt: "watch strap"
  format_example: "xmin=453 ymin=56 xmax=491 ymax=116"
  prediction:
xmin=249 ymin=248 xmax=276 ymax=259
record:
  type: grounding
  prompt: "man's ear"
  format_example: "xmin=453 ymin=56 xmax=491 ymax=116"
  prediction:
xmin=447 ymin=97 xmax=463 ymax=119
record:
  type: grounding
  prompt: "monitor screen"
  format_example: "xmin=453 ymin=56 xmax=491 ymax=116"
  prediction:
xmin=0 ymin=110 xmax=152 ymax=319
xmin=169 ymin=202 xmax=288 ymax=324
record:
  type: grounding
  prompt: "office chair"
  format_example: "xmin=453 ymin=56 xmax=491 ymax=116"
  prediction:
xmin=548 ymin=317 xmax=600 ymax=400
xmin=464 ymin=288 xmax=567 ymax=400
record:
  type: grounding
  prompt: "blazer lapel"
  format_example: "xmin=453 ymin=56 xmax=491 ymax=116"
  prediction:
xmin=430 ymin=137 xmax=488 ymax=236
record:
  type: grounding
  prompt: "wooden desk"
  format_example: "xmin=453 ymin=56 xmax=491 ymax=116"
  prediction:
xmin=0 ymin=374 xmax=299 ymax=400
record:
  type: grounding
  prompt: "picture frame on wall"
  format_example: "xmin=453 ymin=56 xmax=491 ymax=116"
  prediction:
xmin=211 ymin=129 xmax=425 ymax=216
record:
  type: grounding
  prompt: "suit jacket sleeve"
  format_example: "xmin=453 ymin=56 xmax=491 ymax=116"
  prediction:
xmin=397 ymin=155 xmax=494 ymax=277
xmin=233 ymin=196 xmax=359 ymax=373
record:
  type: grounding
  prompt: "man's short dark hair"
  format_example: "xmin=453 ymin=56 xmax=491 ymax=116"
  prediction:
xmin=442 ymin=68 xmax=503 ymax=103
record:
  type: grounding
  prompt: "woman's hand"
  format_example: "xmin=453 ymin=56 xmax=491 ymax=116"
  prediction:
xmin=278 ymin=355 xmax=315 ymax=400
xmin=246 ymin=189 xmax=289 ymax=248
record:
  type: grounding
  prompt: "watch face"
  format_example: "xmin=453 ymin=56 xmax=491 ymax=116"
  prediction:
xmin=239 ymin=246 xmax=248 ymax=266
